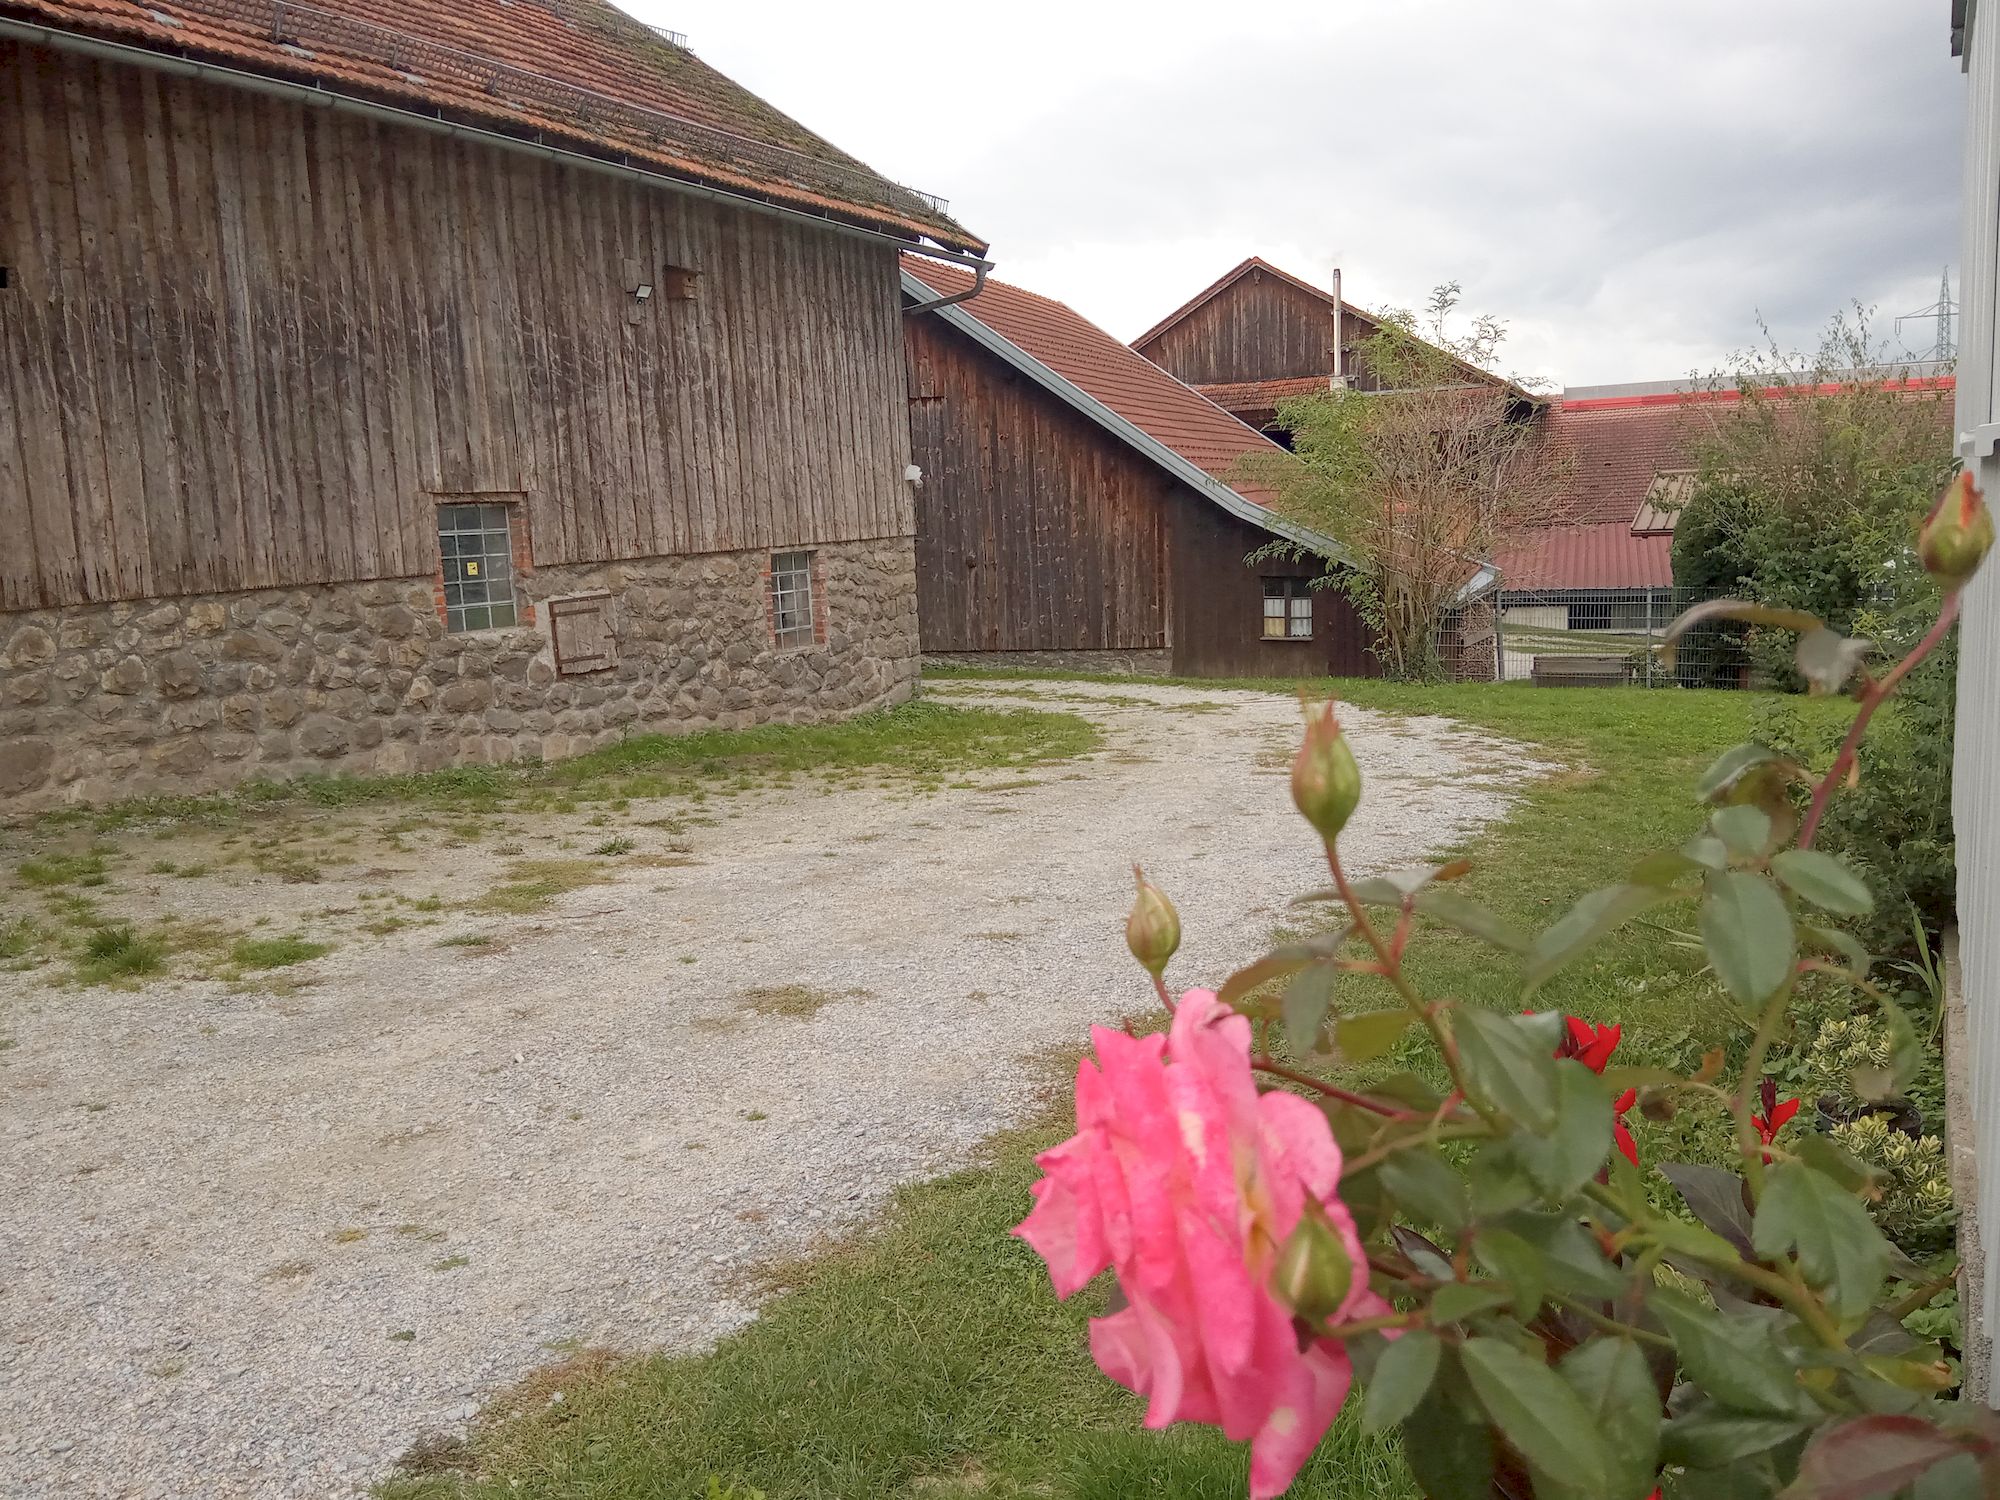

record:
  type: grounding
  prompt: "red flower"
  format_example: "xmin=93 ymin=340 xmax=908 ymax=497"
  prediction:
xmin=1752 ymin=1077 xmax=1800 ymax=1161
xmin=1558 ymin=1015 xmax=1622 ymax=1074
xmin=1550 ymin=1016 xmax=1639 ymax=1167
xmin=1613 ymin=1089 xmax=1640 ymax=1166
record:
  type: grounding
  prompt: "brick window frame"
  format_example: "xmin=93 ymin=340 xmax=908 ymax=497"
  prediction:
xmin=764 ymin=549 xmax=828 ymax=650
xmin=431 ymin=496 xmax=536 ymax=632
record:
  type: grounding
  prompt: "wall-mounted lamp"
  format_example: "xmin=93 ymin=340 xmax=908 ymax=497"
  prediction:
xmin=634 ymin=283 xmax=654 ymax=302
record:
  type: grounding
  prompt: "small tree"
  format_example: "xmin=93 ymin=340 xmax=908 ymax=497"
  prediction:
xmin=1242 ymin=284 xmax=1574 ymax=681
xmin=1672 ymin=309 xmax=1957 ymax=667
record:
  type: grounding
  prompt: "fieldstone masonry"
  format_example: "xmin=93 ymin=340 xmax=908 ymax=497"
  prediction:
xmin=0 ymin=537 xmax=919 ymax=811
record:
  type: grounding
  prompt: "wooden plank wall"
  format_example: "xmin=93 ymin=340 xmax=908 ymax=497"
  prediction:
xmin=0 ymin=40 xmax=913 ymax=612
xmin=1135 ymin=267 xmax=1393 ymax=393
xmin=1167 ymin=497 xmax=1379 ymax=679
xmin=906 ymin=309 xmax=1169 ymax=653
xmin=1136 ymin=267 xmax=1337 ymax=387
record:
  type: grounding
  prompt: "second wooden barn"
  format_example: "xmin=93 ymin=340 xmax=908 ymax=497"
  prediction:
xmin=901 ymin=259 xmax=1377 ymax=679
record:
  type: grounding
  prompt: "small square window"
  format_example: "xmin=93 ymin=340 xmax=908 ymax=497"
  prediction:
xmin=1262 ymin=578 xmax=1313 ymax=641
xmin=770 ymin=550 xmax=816 ymax=649
xmin=438 ymin=503 xmax=521 ymax=633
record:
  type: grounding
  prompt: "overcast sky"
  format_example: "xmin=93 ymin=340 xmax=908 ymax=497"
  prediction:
xmin=627 ymin=1 xmax=1963 ymax=390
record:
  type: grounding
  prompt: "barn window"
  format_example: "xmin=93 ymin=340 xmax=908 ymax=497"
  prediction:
xmin=1262 ymin=578 xmax=1313 ymax=640
xmin=438 ymin=503 xmax=520 ymax=632
xmin=769 ymin=550 xmax=817 ymax=649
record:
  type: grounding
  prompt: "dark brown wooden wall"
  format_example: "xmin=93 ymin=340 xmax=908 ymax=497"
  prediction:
xmin=1137 ymin=268 xmax=1336 ymax=387
xmin=0 ymin=41 xmax=913 ymax=612
xmin=1167 ymin=499 xmax=1379 ymax=679
xmin=906 ymin=310 xmax=1169 ymax=653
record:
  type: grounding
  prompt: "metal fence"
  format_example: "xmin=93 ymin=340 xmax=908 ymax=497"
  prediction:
xmin=1492 ymin=588 xmax=1754 ymax=689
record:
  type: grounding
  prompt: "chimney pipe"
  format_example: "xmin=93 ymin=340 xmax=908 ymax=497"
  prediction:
xmin=1330 ymin=266 xmax=1346 ymax=389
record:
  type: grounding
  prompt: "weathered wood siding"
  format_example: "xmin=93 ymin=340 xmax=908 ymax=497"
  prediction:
xmin=906 ymin=310 xmax=1169 ymax=653
xmin=1136 ymin=266 xmax=1336 ymax=387
xmin=1136 ymin=266 xmax=1393 ymax=393
xmin=1166 ymin=498 xmax=1378 ymax=679
xmin=0 ymin=40 xmax=913 ymax=613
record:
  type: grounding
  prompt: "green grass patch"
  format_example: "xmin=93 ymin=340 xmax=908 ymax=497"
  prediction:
xmin=229 ymin=935 xmax=333 ymax=971
xmin=17 ymin=851 xmax=110 ymax=887
xmin=469 ymin=859 xmax=612 ymax=916
xmin=42 ymin=702 xmax=1100 ymax=830
xmin=73 ymin=925 xmax=165 ymax=984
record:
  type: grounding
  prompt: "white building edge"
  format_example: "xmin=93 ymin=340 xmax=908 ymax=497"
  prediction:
xmin=1950 ymin=0 xmax=2000 ymax=1406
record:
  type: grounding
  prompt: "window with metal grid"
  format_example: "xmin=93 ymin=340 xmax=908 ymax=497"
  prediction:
xmin=1262 ymin=577 xmax=1313 ymax=640
xmin=770 ymin=551 xmax=816 ymax=648
xmin=438 ymin=503 xmax=520 ymax=632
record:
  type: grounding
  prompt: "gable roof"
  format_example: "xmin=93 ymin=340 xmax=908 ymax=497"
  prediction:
xmin=2 ymin=0 xmax=983 ymax=253
xmin=1132 ymin=256 xmax=1543 ymax=408
xmin=1132 ymin=256 xmax=1362 ymax=351
xmin=901 ymin=257 xmax=1350 ymax=562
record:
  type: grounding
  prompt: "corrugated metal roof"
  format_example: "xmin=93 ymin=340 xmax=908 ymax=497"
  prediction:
xmin=3 ymin=0 xmax=984 ymax=252
xmin=903 ymin=257 xmax=1289 ymax=504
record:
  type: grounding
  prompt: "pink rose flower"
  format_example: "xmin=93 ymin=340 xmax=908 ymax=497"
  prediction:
xmin=1014 ymin=989 xmax=1387 ymax=1498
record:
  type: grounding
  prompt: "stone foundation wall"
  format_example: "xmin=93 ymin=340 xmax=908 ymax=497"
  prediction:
xmin=0 ymin=537 xmax=919 ymax=812
xmin=923 ymin=648 xmax=1173 ymax=677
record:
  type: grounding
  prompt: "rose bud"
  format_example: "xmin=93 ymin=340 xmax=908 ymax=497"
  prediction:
xmin=1269 ymin=1205 xmax=1356 ymax=1328
xmin=1124 ymin=866 xmax=1181 ymax=978
xmin=1292 ymin=701 xmax=1362 ymax=842
xmin=1918 ymin=471 xmax=1994 ymax=589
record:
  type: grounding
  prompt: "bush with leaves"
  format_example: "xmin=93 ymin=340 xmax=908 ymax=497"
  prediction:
xmin=1671 ymin=312 xmax=1959 ymax=945
xmin=1013 ymin=477 xmax=1996 ymax=1498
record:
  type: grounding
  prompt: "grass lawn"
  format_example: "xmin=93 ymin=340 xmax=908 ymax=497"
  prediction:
xmin=380 ymin=675 xmax=1856 ymax=1500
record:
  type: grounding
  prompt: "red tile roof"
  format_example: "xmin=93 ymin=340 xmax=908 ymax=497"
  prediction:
xmin=1542 ymin=401 xmax=1709 ymax=527
xmin=904 ymin=257 xmax=1288 ymax=505
xmin=1493 ymin=523 xmax=1675 ymax=593
xmin=1195 ymin=376 xmax=1333 ymax=416
xmin=4 ymin=0 xmax=983 ymax=252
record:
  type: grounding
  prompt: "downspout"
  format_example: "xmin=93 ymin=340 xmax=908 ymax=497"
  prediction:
xmin=903 ymin=259 xmax=991 ymax=316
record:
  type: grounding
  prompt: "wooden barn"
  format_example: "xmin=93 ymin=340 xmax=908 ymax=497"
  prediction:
xmin=0 ymin=0 xmax=986 ymax=809
xmin=1133 ymin=256 xmax=1538 ymax=440
xmin=900 ymin=259 xmax=1378 ymax=679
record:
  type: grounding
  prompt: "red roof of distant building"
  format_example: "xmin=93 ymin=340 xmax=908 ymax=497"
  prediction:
xmin=1544 ymin=401 xmax=1711 ymax=527
xmin=904 ymin=257 xmax=1287 ymax=504
xmin=5 ymin=0 xmax=983 ymax=252
xmin=1494 ymin=524 xmax=1676 ymax=593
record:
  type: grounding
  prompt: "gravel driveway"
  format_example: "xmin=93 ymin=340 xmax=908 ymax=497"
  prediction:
xmin=0 ymin=679 xmax=1548 ymax=1499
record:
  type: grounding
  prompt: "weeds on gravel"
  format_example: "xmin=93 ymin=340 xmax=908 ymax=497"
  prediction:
xmin=35 ymin=703 xmax=1100 ymax=832
xmin=16 ymin=850 xmax=110 ymax=887
xmin=229 ymin=935 xmax=333 ymax=971
xmin=72 ymin=925 xmax=165 ymax=984
xmin=469 ymin=859 xmax=612 ymax=915
xmin=736 ymin=984 xmax=870 ymax=1020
